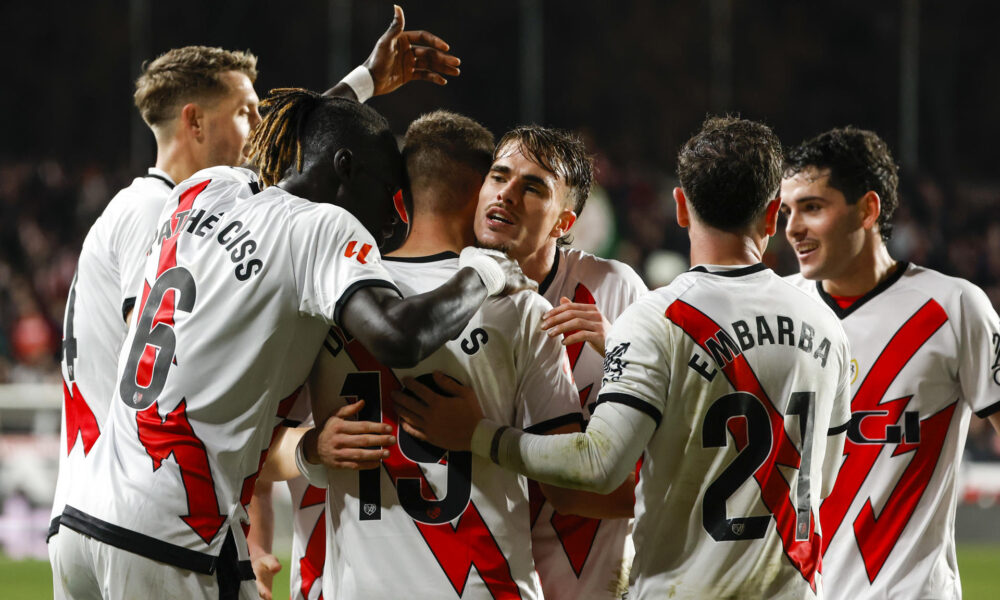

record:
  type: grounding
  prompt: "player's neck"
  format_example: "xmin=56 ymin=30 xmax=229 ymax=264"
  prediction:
xmin=519 ymin=241 xmax=558 ymax=285
xmin=390 ymin=211 xmax=472 ymax=257
xmin=688 ymin=225 xmax=764 ymax=268
xmin=821 ymin=241 xmax=897 ymax=297
xmin=155 ymin=137 xmax=202 ymax=186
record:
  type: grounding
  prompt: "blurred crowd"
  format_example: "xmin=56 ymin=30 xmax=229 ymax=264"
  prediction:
xmin=0 ymin=151 xmax=998 ymax=460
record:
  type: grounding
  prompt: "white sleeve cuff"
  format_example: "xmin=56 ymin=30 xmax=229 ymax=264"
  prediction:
xmin=341 ymin=65 xmax=375 ymax=103
xmin=471 ymin=420 xmax=504 ymax=461
xmin=295 ymin=433 xmax=329 ymax=488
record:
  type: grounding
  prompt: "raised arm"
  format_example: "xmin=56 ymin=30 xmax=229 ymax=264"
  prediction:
xmin=323 ymin=5 xmax=460 ymax=101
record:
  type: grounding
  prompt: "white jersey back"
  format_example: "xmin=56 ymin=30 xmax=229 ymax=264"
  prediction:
xmin=788 ymin=264 xmax=1000 ymax=599
xmin=61 ymin=167 xmax=398 ymax=574
xmin=534 ymin=247 xmax=647 ymax=599
xmin=309 ymin=252 xmax=581 ymax=600
xmin=600 ymin=264 xmax=851 ymax=599
xmin=52 ymin=168 xmax=174 ymax=537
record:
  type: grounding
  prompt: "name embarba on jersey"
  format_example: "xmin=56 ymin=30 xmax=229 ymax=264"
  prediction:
xmin=787 ymin=263 xmax=1000 ymax=600
xmin=533 ymin=247 xmax=647 ymax=600
xmin=599 ymin=264 xmax=851 ymax=599
xmin=52 ymin=168 xmax=174 ymax=538
xmin=61 ymin=167 xmax=399 ymax=574
xmin=305 ymin=252 xmax=582 ymax=600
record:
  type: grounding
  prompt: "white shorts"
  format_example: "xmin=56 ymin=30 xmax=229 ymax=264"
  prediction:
xmin=50 ymin=527 xmax=257 ymax=600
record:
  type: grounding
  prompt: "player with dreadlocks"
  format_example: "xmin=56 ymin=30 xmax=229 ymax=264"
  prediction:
xmin=53 ymin=83 xmax=533 ymax=600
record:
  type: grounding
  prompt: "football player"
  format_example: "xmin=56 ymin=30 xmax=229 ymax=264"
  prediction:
xmin=397 ymin=116 xmax=854 ymax=599
xmin=781 ymin=126 xmax=1000 ymax=599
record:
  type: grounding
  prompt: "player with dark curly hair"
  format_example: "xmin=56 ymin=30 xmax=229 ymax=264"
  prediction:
xmin=781 ymin=126 xmax=1000 ymax=599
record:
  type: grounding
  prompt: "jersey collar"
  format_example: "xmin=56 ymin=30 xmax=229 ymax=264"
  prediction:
xmin=383 ymin=251 xmax=460 ymax=263
xmin=688 ymin=263 xmax=768 ymax=277
xmin=814 ymin=261 xmax=910 ymax=319
xmin=146 ymin=167 xmax=176 ymax=190
xmin=537 ymin=247 xmax=562 ymax=296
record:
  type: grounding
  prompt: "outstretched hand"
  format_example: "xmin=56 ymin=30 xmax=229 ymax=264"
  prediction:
xmin=541 ymin=297 xmax=611 ymax=354
xmin=312 ymin=400 xmax=396 ymax=470
xmin=392 ymin=371 xmax=483 ymax=451
xmin=364 ymin=5 xmax=461 ymax=96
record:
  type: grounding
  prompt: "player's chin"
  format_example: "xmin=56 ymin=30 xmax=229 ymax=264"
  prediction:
xmin=473 ymin=232 xmax=512 ymax=254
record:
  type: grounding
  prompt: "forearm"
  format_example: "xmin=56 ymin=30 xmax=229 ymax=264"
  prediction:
xmin=322 ymin=66 xmax=373 ymax=101
xmin=346 ymin=268 xmax=487 ymax=367
xmin=540 ymin=472 xmax=636 ymax=519
xmin=247 ymin=480 xmax=275 ymax=554
xmin=474 ymin=402 xmax=653 ymax=494
xmin=260 ymin=426 xmax=310 ymax=482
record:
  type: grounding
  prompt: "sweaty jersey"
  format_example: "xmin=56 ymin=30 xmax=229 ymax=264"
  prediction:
xmin=61 ymin=166 xmax=399 ymax=574
xmin=533 ymin=247 xmax=647 ymax=600
xmin=305 ymin=252 xmax=582 ymax=600
xmin=788 ymin=263 xmax=1000 ymax=600
xmin=600 ymin=264 xmax=851 ymax=599
xmin=52 ymin=168 xmax=175 ymax=538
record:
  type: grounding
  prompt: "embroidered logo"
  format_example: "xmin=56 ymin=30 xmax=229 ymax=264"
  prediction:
xmin=603 ymin=342 xmax=631 ymax=383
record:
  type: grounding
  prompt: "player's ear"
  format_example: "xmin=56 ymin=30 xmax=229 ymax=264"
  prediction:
xmin=859 ymin=190 xmax=881 ymax=232
xmin=550 ymin=207 xmax=577 ymax=239
xmin=180 ymin=103 xmax=203 ymax=141
xmin=673 ymin=187 xmax=690 ymax=228
xmin=333 ymin=148 xmax=354 ymax=181
xmin=763 ymin=198 xmax=781 ymax=237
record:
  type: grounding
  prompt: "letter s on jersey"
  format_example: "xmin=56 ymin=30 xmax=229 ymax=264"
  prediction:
xmin=460 ymin=328 xmax=489 ymax=355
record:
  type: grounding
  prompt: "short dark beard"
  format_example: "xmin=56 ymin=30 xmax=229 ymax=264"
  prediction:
xmin=473 ymin=234 xmax=510 ymax=253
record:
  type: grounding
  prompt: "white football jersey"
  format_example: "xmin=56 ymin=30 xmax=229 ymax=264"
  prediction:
xmin=308 ymin=252 xmax=582 ymax=600
xmin=284 ymin=397 xmax=327 ymax=600
xmin=533 ymin=247 xmax=647 ymax=600
xmin=61 ymin=166 xmax=399 ymax=575
xmin=600 ymin=264 xmax=851 ymax=599
xmin=788 ymin=263 xmax=1000 ymax=600
xmin=51 ymin=168 xmax=174 ymax=538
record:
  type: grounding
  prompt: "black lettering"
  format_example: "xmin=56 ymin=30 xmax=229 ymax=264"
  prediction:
xmin=706 ymin=330 xmax=742 ymax=368
xmin=756 ymin=316 xmax=775 ymax=346
xmin=157 ymin=221 xmax=172 ymax=244
xmin=813 ymin=338 xmax=831 ymax=367
xmin=689 ymin=353 xmax=717 ymax=382
xmin=197 ymin=214 xmax=220 ymax=237
xmin=226 ymin=230 xmax=251 ymax=251
xmin=777 ymin=316 xmax=795 ymax=346
xmin=460 ymin=328 xmax=489 ymax=355
xmin=904 ymin=411 xmax=921 ymax=444
xmin=218 ymin=221 xmax=243 ymax=244
xmin=185 ymin=209 xmax=205 ymax=234
xmin=732 ymin=320 xmax=755 ymax=351
xmin=235 ymin=259 xmax=263 ymax=281
xmin=798 ymin=322 xmax=814 ymax=352
xmin=230 ymin=239 xmax=257 ymax=262
xmin=173 ymin=210 xmax=190 ymax=235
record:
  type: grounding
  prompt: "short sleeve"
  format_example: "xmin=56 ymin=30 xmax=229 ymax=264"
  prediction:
xmin=596 ymin=295 xmax=671 ymax=426
xmin=956 ymin=284 xmax=1000 ymax=418
xmin=289 ymin=204 xmax=399 ymax=326
xmin=512 ymin=293 xmax=584 ymax=433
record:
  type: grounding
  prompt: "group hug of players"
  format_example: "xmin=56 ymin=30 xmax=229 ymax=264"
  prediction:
xmin=45 ymin=7 xmax=1000 ymax=600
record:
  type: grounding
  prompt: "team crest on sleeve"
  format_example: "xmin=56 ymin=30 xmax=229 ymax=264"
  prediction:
xmin=602 ymin=342 xmax=631 ymax=382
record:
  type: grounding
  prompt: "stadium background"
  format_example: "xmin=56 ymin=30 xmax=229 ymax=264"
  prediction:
xmin=1 ymin=0 xmax=998 ymax=597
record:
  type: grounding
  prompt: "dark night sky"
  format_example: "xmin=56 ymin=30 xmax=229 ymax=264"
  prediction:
xmin=1 ymin=0 xmax=998 ymax=181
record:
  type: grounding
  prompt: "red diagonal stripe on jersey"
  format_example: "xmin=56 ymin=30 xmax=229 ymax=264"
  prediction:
xmin=240 ymin=388 xmax=303 ymax=536
xmin=819 ymin=299 xmax=948 ymax=562
xmin=299 ymin=510 xmax=326 ymax=600
xmin=63 ymin=380 xmax=99 ymax=455
xmin=157 ymin=179 xmax=210 ymax=277
xmin=666 ymin=299 xmax=820 ymax=586
xmin=136 ymin=399 xmax=225 ymax=545
xmin=564 ymin=283 xmax=596 ymax=374
xmin=341 ymin=337 xmax=522 ymax=599
xmin=853 ymin=402 xmax=956 ymax=582
xmin=301 ymin=484 xmax=326 ymax=509
xmin=550 ymin=512 xmax=602 ymax=576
